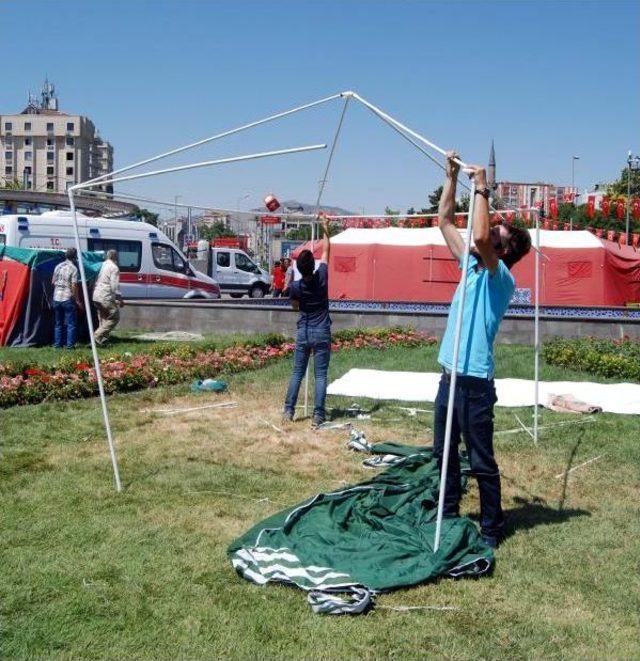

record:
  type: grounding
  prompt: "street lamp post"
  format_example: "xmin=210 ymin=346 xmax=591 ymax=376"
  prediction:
xmin=627 ymin=151 xmax=640 ymax=244
xmin=570 ymin=155 xmax=579 ymax=231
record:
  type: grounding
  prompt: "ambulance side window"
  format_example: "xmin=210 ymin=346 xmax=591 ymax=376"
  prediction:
xmin=87 ymin=238 xmax=141 ymax=272
xmin=152 ymin=243 xmax=187 ymax=273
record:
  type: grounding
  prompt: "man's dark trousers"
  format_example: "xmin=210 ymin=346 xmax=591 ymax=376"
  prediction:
xmin=433 ymin=372 xmax=504 ymax=541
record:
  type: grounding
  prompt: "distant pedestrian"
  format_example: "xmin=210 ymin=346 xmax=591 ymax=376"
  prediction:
xmin=51 ymin=247 xmax=82 ymax=349
xmin=92 ymin=249 xmax=124 ymax=346
xmin=271 ymin=259 xmax=285 ymax=297
xmin=282 ymin=258 xmax=294 ymax=297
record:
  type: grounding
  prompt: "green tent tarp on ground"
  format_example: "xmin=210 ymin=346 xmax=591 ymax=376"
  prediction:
xmin=229 ymin=441 xmax=493 ymax=614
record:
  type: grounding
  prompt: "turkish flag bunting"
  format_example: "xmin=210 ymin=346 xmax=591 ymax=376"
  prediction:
xmin=632 ymin=198 xmax=640 ymax=220
xmin=520 ymin=206 xmax=530 ymax=224
xmin=607 ymin=230 xmax=616 ymax=241
xmin=632 ymin=233 xmax=640 ymax=248
xmin=601 ymin=195 xmax=610 ymax=216
xmin=552 ymin=222 xmax=559 ymax=231
xmin=563 ymin=223 xmax=570 ymax=231
xmin=543 ymin=219 xmax=551 ymax=230
xmin=616 ymin=199 xmax=625 ymax=220
xmin=596 ymin=228 xmax=604 ymax=238
xmin=505 ymin=211 xmax=515 ymax=223
xmin=455 ymin=214 xmax=465 ymax=228
xmin=619 ymin=234 xmax=627 ymax=245
xmin=549 ymin=198 xmax=558 ymax=219
xmin=587 ymin=195 xmax=595 ymax=218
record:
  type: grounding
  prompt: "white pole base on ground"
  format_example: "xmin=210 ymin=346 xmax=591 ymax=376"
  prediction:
xmin=433 ymin=181 xmax=477 ymax=552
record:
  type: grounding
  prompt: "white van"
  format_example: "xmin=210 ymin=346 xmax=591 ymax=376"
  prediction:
xmin=207 ymin=247 xmax=271 ymax=298
xmin=0 ymin=211 xmax=220 ymax=299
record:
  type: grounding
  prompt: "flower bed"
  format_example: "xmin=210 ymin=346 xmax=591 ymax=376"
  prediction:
xmin=0 ymin=328 xmax=436 ymax=408
xmin=542 ymin=337 xmax=640 ymax=382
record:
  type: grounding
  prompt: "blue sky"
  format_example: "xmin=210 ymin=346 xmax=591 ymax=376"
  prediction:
xmin=2 ymin=0 xmax=638 ymax=215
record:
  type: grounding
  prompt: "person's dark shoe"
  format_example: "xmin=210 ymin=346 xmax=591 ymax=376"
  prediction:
xmin=282 ymin=410 xmax=294 ymax=424
xmin=482 ymin=535 xmax=500 ymax=549
xmin=311 ymin=415 xmax=325 ymax=428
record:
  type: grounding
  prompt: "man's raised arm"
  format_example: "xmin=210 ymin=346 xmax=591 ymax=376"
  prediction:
xmin=438 ymin=151 xmax=465 ymax=261
xmin=319 ymin=216 xmax=331 ymax=264
xmin=467 ymin=165 xmax=499 ymax=274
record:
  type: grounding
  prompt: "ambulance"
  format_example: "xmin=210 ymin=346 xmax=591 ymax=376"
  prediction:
xmin=0 ymin=211 xmax=220 ymax=299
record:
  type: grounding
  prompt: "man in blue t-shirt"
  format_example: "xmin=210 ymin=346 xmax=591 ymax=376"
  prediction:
xmin=434 ymin=151 xmax=531 ymax=548
xmin=283 ymin=216 xmax=332 ymax=427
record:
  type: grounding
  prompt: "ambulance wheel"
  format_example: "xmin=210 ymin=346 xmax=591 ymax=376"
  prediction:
xmin=230 ymin=293 xmax=243 ymax=299
xmin=249 ymin=285 xmax=266 ymax=298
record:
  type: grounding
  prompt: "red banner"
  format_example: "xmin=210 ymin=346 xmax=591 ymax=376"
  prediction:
xmin=260 ymin=215 xmax=280 ymax=225
xmin=549 ymin=197 xmax=558 ymax=219
xmin=632 ymin=198 xmax=640 ymax=220
xmin=587 ymin=195 xmax=596 ymax=219
xmin=616 ymin=199 xmax=625 ymax=220
xmin=601 ymin=195 xmax=610 ymax=217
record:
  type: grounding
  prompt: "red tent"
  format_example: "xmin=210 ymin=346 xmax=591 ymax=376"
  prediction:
xmin=292 ymin=228 xmax=640 ymax=306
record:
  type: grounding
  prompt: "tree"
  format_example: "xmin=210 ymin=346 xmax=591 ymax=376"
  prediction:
xmin=200 ymin=221 xmax=236 ymax=242
xmin=133 ymin=207 xmax=159 ymax=227
xmin=0 ymin=178 xmax=25 ymax=190
xmin=607 ymin=166 xmax=640 ymax=198
xmin=427 ymin=185 xmax=443 ymax=212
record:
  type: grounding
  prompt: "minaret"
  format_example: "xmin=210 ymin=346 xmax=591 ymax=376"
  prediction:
xmin=488 ymin=139 xmax=496 ymax=190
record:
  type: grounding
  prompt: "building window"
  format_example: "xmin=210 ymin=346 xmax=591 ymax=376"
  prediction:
xmin=24 ymin=151 xmax=32 ymax=161
xmin=65 ymin=136 xmax=74 ymax=147
xmin=25 ymin=137 xmax=32 ymax=146
xmin=66 ymin=122 xmax=74 ymax=132
xmin=4 ymin=151 xmax=12 ymax=160
xmin=24 ymin=166 xmax=31 ymax=175
xmin=46 ymin=181 xmax=54 ymax=190
xmin=24 ymin=122 xmax=32 ymax=131
xmin=66 ymin=166 xmax=73 ymax=176
xmin=47 ymin=122 xmax=54 ymax=131
xmin=47 ymin=152 xmax=54 ymax=162
xmin=47 ymin=138 xmax=54 ymax=147
xmin=4 ymin=122 xmax=11 ymax=131
xmin=66 ymin=152 xmax=74 ymax=161
xmin=47 ymin=166 xmax=54 ymax=175
xmin=5 ymin=166 xmax=12 ymax=175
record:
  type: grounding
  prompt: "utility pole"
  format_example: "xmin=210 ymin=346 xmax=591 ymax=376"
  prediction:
xmin=570 ymin=155 xmax=579 ymax=231
xmin=626 ymin=151 xmax=640 ymax=244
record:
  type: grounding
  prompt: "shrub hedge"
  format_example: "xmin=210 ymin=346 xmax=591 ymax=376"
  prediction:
xmin=542 ymin=337 xmax=640 ymax=382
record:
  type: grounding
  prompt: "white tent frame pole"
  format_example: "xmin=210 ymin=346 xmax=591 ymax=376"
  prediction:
xmin=67 ymin=190 xmax=122 ymax=492
xmin=351 ymin=92 xmax=469 ymax=170
xmin=72 ymin=145 xmax=327 ymax=191
xmin=433 ymin=180 xmax=477 ymax=553
xmin=304 ymin=95 xmax=352 ymax=418
xmin=534 ymin=211 xmax=540 ymax=443
xmin=80 ymin=92 xmax=345 ymax=188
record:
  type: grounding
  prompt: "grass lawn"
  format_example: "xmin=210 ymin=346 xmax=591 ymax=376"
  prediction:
xmin=1 ymin=341 xmax=639 ymax=659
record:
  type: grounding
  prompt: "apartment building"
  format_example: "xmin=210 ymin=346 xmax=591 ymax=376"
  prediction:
xmin=0 ymin=80 xmax=113 ymax=195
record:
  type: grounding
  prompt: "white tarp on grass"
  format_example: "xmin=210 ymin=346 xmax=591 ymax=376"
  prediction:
xmin=326 ymin=369 xmax=640 ymax=415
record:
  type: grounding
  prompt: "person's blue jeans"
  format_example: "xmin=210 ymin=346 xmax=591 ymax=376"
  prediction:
xmin=284 ymin=324 xmax=331 ymax=421
xmin=433 ymin=373 xmax=504 ymax=540
xmin=53 ymin=299 xmax=77 ymax=349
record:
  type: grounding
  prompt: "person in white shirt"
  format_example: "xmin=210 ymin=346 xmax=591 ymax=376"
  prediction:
xmin=92 ymin=249 xmax=124 ymax=345
xmin=51 ymin=247 xmax=82 ymax=349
